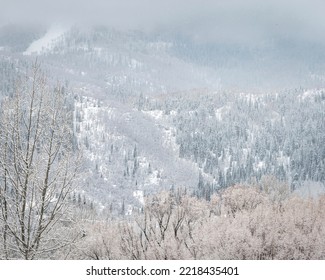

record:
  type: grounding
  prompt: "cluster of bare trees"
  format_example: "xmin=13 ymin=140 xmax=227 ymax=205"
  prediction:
xmin=0 ymin=64 xmax=80 ymax=259
xmin=76 ymin=176 xmax=325 ymax=260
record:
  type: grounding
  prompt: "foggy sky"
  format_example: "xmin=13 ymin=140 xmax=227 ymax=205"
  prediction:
xmin=1 ymin=0 xmax=325 ymax=46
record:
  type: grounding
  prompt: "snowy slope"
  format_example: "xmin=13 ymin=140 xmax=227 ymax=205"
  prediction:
xmin=73 ymin=89 xmax=208 ymax=213
xmin=23 ymin=24 xmax=69 ymax=55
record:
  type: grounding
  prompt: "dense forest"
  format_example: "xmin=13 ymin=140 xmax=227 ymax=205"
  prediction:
xmin=141 ymin=88 xmax=325 ymax=194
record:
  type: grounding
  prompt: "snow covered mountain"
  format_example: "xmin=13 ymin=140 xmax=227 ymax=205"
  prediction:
xmin=1 ymin=24 xmax=325 ymax=214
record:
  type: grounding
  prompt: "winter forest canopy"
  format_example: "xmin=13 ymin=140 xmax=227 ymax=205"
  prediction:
xmin=0 ymin=0 xmax=325 ymax=259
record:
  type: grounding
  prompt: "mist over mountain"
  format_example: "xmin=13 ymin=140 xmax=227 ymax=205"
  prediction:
xmin=2 ymin=13 xmax=325 ymax=91
xmin=1 ymin=1 xmax=325 ymax=260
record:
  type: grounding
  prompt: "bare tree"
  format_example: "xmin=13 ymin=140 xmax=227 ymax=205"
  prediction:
xmin=119 ymin=190 xmax=208 ymax=260
xmin=0 ymin=63 xmax=80 ymax=259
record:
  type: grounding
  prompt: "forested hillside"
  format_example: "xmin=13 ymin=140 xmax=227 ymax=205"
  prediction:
xmin=0 ymin=24 xmax=325 ymax=259
xmin=140 ymin=89 xmax=325 ymax=196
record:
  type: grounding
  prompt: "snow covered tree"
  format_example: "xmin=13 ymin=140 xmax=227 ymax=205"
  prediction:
xmin=0 ymin=63 xmax=80 ymax=259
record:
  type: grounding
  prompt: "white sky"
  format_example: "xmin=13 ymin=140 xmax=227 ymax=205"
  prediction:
xmin=1 ymin=0 xmax=325 ymax=46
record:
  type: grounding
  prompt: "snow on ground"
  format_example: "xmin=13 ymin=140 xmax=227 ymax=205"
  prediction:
xmin=162 ymin=127 xmax=178 ymax=153
xmin=145 ymin=170 xmax=161 ymax=186
xmin=23 ymin=24 xmax=69 ymax=55
xmin=300 ymin=90 xmax=315 ymax=100
xmin=142 ymin=110 xmax=164 ymax=120
xmin=133 ymin=190 xmax=144 ymax=205
xmin=215 ymin=104 xmax=231 ymax=121
xmin=298 ymin=89 xmax=325 ymax=102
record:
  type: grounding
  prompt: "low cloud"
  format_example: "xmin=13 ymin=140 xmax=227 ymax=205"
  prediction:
xmin=1 ymin=0 xmax=325 ymax=46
